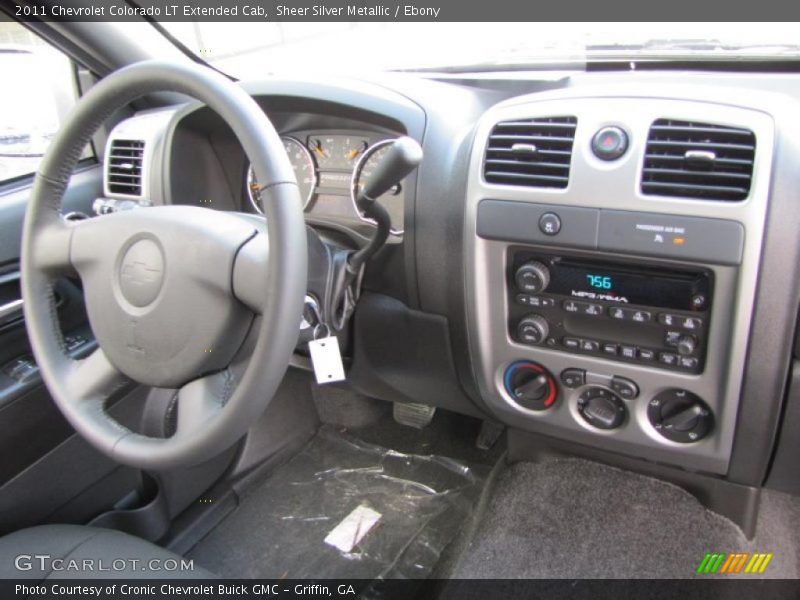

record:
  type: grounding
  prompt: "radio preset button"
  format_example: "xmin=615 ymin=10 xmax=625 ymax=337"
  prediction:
xmin=563 ymin=337 xmax=580 ymax=350
xmin=560 ymin=368 xmax=586 ymax=389
xmin=679 ymin=357 xmax=699 ymax=369
xmin=665 ymin=331 xmax=682 ymax=346
xmin=658 ymin=313 xmax=679 ymax=327
xmin=609 ymin=306 xmax=626 ymax=320
xmin=611 ymin=376 xmax=639 ymax=399
xmin=583 ymin=303 xmax=603 ymax=317
xmin=659 ymin=313 xmax=703 ymax=330
xmin=659 ymin=352 xmax=679 ymax=366
xmin=580 ymin=339 xmax=600 ymax=352
xmin=602 ymin=343 xmax=619 ymax=356
xmin=608 ymin=307 xmax=651 ymax=322
xmin=638 ymin=349 xmax=656 ymax=361
xmin=620 ymin=345 xmax=637 ymax=359
xmin=680 ymin=316 xmax=703 ymax=331
xmin=563 ymin=300 xmax=581 ymax=313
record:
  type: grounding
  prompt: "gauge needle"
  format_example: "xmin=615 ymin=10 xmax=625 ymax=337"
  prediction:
xmin=311 ymin=141 xmax=328 ymax=158
xmin=347 ymin=149 xmax=362 ymax=160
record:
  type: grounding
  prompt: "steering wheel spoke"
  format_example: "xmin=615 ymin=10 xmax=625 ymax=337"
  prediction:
xmin=174 ymin=370 xmax=233 ymax=436
xmin=27 ymin=217 xmax=78 ymax=273
xmin=63 ymin=348 xmax=129 ymax=404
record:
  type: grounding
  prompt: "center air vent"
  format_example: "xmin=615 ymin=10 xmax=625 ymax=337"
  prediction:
xmin=642 ymin=119 xmax=755 ymax=201
xmin=484 ymin=116 xmax=577 ymax=189
xmin=107 ymin=139 xmax=145 ymax=196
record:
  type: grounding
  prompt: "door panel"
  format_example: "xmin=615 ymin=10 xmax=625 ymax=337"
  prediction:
xmin=0 ymin=165 xmax=145 ymax=532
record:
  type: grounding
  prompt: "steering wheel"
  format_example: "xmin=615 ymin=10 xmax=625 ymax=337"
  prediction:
xmin=20 ymin=61 xmax=307 ymax=470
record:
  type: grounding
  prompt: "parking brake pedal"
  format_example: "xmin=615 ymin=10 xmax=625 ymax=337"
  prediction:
xmin=393 ymin=402 xmax=436 ymax=429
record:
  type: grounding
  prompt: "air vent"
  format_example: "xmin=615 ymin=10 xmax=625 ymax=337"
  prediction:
xmin=107 ymin=139 xmax=145 ymax=196
xmin=642 ymin=119 xmax=755 ymax=201
xmin=484 ymin=116 xmax=577 ymax=189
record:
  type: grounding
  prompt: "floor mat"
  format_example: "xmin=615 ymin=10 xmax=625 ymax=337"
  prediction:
xmin=188 ymin=425 xmax=487 ymax=579
xmin=452 ymin=458 xmax=800 ymax=579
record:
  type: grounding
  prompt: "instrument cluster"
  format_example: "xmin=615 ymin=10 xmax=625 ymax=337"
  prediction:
xmin=245 ymin=131 xmax=405 ymax=235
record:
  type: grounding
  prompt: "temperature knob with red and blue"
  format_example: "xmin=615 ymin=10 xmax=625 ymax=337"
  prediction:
xmin=503 ymin=361 xmax=558 ymax=411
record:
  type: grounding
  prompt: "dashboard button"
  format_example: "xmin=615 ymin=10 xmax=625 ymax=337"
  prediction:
xmin=679 ymin=357 xmax=699 ymax=369
xmin=609 ymin=307 xmax=651 ymax=322
xmin=658 ymin=313 xmax=679 ymax=327
xmin=562 ymin=300 xmax=582 ymax=313
xmin=563 ymin=337 xmax=580 ymax=350
xmin=638 ymin=349 xmax=656 ymax=361
xmin=602 ymin=343 xmax=619 ymax=356
xmin=583 ymin=303 xmax=604 ymax=317
xmin=560 ymin=368 xmax=586 ymax=389
xmin=580 ymin=339 xmax=600 ymax=352
xmin=620 ymin=345 xmax=637 ymax=359
xmin=609 ymin=306 xmax=626 ymax=320
xmin=516 ymin=294 xmax=553 ymax=308
xmin=665 ymin=331 xmax=682 ymax=346
xmin=591 ymin=126 xmax=629 ymax=161
xmin=611 ymin=376 xmax=639 ymax=399
xmin=680 ymin=316 xmax=703 ymax=331
xmin=538 ymin=212 xmax=561 ymax=236
xmin=659 ymin=352 xmax=679 ymax=366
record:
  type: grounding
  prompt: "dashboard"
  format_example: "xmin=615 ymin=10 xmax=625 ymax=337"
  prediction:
xmin=245 ymin=131 xmax=406 ymax=234
xmin=99 ymin=69 xmax=800 ymax=501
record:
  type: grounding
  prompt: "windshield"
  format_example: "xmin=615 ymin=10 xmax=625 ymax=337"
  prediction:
xmin=156 ymin=22 xmax=800 ymax=78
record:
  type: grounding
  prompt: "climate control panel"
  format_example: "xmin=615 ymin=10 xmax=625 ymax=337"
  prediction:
xmin=508 ymin=251 xmax=712 ymax=373
xmin=502 ymin=361 xmax=713 ymax=443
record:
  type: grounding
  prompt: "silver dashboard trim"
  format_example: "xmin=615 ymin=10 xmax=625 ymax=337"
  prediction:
xmin=103 ymin=109 xmax=176 ymax=204
xmin=464 ymin=89 xmax=776 ymax=475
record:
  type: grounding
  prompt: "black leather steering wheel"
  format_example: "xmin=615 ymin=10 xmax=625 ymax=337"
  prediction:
xmin=20 ymin=61 xmax=307 ymax=470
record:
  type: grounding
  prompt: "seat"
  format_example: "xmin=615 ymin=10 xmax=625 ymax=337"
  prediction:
xmin=0 ymin=525 xmax=214 ymax=579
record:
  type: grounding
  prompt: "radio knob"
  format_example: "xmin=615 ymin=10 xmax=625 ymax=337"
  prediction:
xmin=676 ymin=335 xmax=697 ymax=356
xmin=514 ymin=261 xmax=550 ymax=294
xmin=517 ymin=314 xmax=549 ymax=345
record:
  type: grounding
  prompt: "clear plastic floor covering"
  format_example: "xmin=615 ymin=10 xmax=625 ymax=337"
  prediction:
xmin=188 ymin=426 xmax=487 ymax=580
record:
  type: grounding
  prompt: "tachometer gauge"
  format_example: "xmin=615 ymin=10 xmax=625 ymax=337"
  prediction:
xmin=247 ymin=136 xmax=316 ymax=214
xmin=351 ymin=139 xmax=405 ymax=235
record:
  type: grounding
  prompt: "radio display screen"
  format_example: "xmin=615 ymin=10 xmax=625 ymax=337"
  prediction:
xmin=546 ymin=259 xmax=711 ymax=311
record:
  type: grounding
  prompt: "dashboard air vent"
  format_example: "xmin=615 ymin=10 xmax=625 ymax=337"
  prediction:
xmin=484 ymin=116 xmax=577 ymax=189
xmin=642 ymin=119 xmax=755 ymax=201
xmin=107 ymin=139 xmax=145 ymax=196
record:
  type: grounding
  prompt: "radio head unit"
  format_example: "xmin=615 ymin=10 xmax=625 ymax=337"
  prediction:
xmin=508 ymin=250 xmax=713 ymax=373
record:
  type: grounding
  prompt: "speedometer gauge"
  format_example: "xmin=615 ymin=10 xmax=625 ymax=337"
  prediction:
xmin=247 ymin=136 xmax=316 ymax=214
xmin=351 ymin=139 xmax=405 ymax=235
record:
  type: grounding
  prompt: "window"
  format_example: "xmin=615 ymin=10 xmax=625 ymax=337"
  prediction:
xmin=0 ymin=20 xmax=91 ymax=185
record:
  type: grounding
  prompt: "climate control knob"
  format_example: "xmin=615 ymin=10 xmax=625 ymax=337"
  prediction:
xmin=517 ymin=314 xmax=550 ymax=345
xmin=514 ymin=261 xmax=550 ymax=294
xmin=503 ymin=361 xmax=557 ymax=411
xmin=577 ymin=387 xmax=627 ymax=430
xmin=647 ymin=389 xmax=713 ymax=443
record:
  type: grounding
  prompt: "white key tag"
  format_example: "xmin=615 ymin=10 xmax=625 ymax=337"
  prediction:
xmin=308 ymin=325 xmax=345 ymax=384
